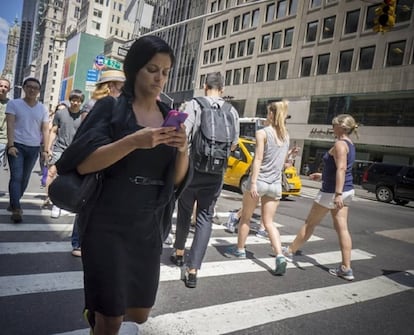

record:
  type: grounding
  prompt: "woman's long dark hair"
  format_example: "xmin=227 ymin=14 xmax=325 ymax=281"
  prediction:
xmin=123 ymin=35 xmax=175 ymax=97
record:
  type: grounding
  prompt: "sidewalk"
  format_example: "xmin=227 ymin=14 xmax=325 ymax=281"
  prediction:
xmin=300 ymin=175 xmax=376 ymax=201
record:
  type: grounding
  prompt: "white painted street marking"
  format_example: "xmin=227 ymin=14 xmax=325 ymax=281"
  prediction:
xmin=0 ymin=249 xmax=374 ymax=297
xmin=0 ymin=223 xmax=74 ymax=232
xmin=139 ymin=270 xmax=414 ymax=335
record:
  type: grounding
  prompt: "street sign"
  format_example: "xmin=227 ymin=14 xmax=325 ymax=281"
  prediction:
xmin=86 ymin=69 xmax=99 ymax=82
xmin=95 ymin=54 xmax=105 ymax=70
xmin=118 ymin=46 xmax=129 ymax=57
xmin=104 ymin=58 xmax=122 ymax=70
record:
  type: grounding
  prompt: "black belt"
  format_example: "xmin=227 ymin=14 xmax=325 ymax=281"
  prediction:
xmin=129 ymin=176 xmax=164 ymax=186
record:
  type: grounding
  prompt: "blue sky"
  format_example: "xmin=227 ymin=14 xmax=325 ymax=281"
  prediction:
xmin=0 ymin=0 xmax=23 ymax=75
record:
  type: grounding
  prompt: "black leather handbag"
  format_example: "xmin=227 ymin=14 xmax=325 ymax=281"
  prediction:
xmin=48 ymin=171 xmax=103 ymax=213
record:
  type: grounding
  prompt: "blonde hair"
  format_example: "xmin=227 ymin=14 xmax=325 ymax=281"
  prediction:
xmin=332 ymin=114 xmax=359 ymax=138
xmin=91 ymin=83 xmax=110 ymax=100
xmin=267 ymin=100 xmax=289 ymax=141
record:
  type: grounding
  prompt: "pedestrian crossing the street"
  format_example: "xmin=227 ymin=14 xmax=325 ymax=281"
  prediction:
xmin=0 ymin=192 xmax=412 ymax=335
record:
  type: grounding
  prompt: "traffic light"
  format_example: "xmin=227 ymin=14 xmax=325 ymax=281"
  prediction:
xmin=374 ymin=0 xmax=396 ymax=33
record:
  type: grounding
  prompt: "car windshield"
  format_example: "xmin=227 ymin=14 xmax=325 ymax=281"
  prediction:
xmin=244 ymin=142 xmax=256 ymax=157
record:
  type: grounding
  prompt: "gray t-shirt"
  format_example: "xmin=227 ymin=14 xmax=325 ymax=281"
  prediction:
xmin=257 ymin=126 xmax=289 ymax=184
xmin=52 ymin=108 xmax=82 ymax=152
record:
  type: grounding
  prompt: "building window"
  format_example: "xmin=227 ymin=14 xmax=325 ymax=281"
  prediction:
xmin=358 ymin=46 xmax=375 ymax=70
xmin=276 ymin=0 xmax=287 ymax=19
xmin=284 ymin=28 xmax=294 ymax=47
xmin=339 ymin=49 xmax=353 ymax=72
xmin=365 ymin=5 xmax=377 ymax=30
xmin=242 ymin=12 xmax=250 ymax=29
xmin=271 ymin=31 xmax=282 ymax=50
xmin=267 ymin=62 xmax=277 ymax=80
xmin=93 ymin=9 xmax=102 ymax=18
xmin=210 ymin=48 xmax=217 ymax=63
xmin=279 ymin=60 xmax=288 ymax=79
xmin=386 ymin=40 xmax=406 ymax=67
xmin=238 ymin=40 xmax=246 ymax=57
xmin=213 ymin=23 xmax=220 ymax=38
xmin=243 ymin=67 xmax=250 ymax=84
xmin=229 ymin=43 xmax=236 ymax=59
xmin=92 ymin=21 xmax=101 ymax=30
xmin=265 ymin=3 xmax=275 ymax=22
xmin=256 ymin=64 xmax=265 ymax=82
xmin=252 ymin=9 xmax=259 ymax=27
xmin=289 ymin=0 xmax=298 ymax=15
xmin=316 ymin=53 xmax=329 ymax=75
xmin=218 ymin=46 xmax=224 ymax=61
xmin=310 ymin=0 xmax=322 ymax=9
xmin=306 ymin=21 xmax=318 ymax=43
xmin=233 ymin=16 xmax=240 ymax=32
xmin=247 ymin=38 xmax=255 ymax=55
xmin=117 ymin=16 xmax=120 ymax=24
xmin=301 ymin=56 xmax=312 ymax=77
xmin=344 ymin=9 xmax=359 ymax=34
xmin=222 ymin=20 xmax=228 ymax=35
xmin=199 ymin=75 xmax=205 ymax=89
xmin=233 ymin=68 xmax=241 ymax=85
xmin=225 ymin=70 xmax=232 ymax=86
xmin=396 ymin=1 xmax=413 ymax=23
xmin=261 ymin=34 xmax=270 ymax=52
xmin=203 ymin=50 xmax=209 ymax=64
xmin=207 ymin=26 xmax=213 ymax=40
xmin=322 ymin=16 xmax=335 ymax=39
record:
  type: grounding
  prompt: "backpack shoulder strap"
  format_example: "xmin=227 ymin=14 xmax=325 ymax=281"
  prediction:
xmin=193 ymin=96 xmax=210 ymax=110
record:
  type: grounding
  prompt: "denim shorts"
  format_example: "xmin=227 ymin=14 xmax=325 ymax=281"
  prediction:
xmin=243 ymin=177 xmax=282 ymax=200
xmin=314 ymin=189 xmax=354 ymax=209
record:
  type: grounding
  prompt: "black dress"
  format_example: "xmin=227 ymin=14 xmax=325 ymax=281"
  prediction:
xmin=57 ymin=94 xmax=183 ymax=317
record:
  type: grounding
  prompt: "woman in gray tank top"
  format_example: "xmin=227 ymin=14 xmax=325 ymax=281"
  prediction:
xmin=226 ymin=101 xmax=290 ymax=275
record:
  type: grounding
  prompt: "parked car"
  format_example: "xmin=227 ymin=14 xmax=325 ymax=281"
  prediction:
xmin=223 ymin=137 xmax=302 ymax=197
xmin=361 ymin=163 xmax=414 ymax=205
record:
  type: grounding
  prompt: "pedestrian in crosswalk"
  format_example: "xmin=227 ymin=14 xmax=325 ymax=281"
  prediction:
xmin=283 ymin=114 xmax=358 ymax=281
xmin=226 ymin=100 xmax=291 ymax=275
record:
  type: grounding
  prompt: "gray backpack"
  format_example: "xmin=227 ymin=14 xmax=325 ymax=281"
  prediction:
xmin=191 ymin=97 xmax=235 ymax=174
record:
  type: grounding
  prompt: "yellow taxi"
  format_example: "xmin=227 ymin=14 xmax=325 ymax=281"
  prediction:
xmin=223 ymin=137 xmax=302 ymax=197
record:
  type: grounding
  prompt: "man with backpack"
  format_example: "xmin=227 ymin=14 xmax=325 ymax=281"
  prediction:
xmin=170 ymin=72 xmax=239 ymax=288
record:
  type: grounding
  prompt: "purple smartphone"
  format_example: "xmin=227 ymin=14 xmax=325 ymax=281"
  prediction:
xmin=162 ymin=110 xmax=188 ymax=130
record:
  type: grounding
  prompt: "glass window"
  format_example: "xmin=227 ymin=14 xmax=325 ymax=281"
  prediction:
xmin=306 ymin=21 xmax=318 ymax=42
xmin=238 ymin=40 xmax=246 ymax=57
xmin=199 ymin=75 xmax=205 ymax=89
xmin=256 ymin=64 xmax=265 ymax=82
xmin=339 ymin=49 xmax=353 ymax=72
xmin=310 ymin=0 xmax=322 ymax=9
xmin=284 ymin=28 xmax=294 ymax=47
xmin=207 ymin=26 xmax=213 ymax=40
xmin=203 ymin=50 xmax=209 ymax=64
xmin=218 ymin=46 xmax=224 ymax=61
xmin=243 ymin=67 xmax=250 ymax=84
xmin=252 ymin=9 xmax=259 ymax=27
xmin=229 ymin=43 xmax=236 ymax=59
xmin=317 ymin=53 xmax=330 ymax=75
xmin=322 ymin=16 xmax=335 ymax=39
xmin=359 ymin=46 xmax=375 ymax=70
xmin=233 ymin=16 xmax=240 ymax=32
xmin=222 ymin=20 xmax=228 ymax=35
xmin=267 ymin=62 xmax=277 ymax=80
xmin=301 ymin=56 xmax=312 ymax=77
xmin=289 ymin=0 xmax=298 ymax=15
xmin=344 ymin=9 xmax=360 ymax=34
xmin=210 ymin=48 xmax=217 ymax=63
xmin=225 ymin=70 xmax=232 ymax=86
xmin=242 ymin=12 xmax=250 ymax=29
xmin=247 ymin=38 xmax=255 ymax=55
xmin=214 ymin=23 xmax=220 ymax=38
xmin=233 ymin=68 xmax=241 ymax=85
xmin=261 ymin=34 xmax=270 ymax=52
xmin=279 ymin=60 xmax=288 ymax=79
xmin=386 ymin=40 xmax=406 ymax=67
xmin=365 ymin=5 xmax=377 ymax=30
xmin=266 ymin=4 xmax=275 ymax=22
xmin=276 ymin=0 xmax=287 ymax=19
xmin=271 ymin=31 xmax=282 ymax=50
xmin=396 ymin=0 xmax=413 ymax=23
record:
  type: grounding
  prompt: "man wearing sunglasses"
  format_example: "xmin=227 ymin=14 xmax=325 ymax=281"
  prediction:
xmin=6 ymin=77 xmax=49 ymax=223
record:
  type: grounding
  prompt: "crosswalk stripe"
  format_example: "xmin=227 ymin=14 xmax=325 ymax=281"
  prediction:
xmin=0 ymin=223 xmax=74 ymax=232
xmin=0 ymin=209 xmax=76 ymax=217
xmin=0 ymin=235 xmax=322 ymax=255
xmin=139 ymin=270 xmax=414 ymax=335
xmin=0 ymin=249 xmax=374 ymax=297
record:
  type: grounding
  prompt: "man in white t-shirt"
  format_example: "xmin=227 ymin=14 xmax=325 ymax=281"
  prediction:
xmin=6 ymin=77 xmax=49 ymax=223
xmin=0 ymin=78 xmax=11 ymax=167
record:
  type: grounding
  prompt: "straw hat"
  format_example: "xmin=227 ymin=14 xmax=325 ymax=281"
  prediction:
xmin=96 ymin=70 xmax=126 ymax=85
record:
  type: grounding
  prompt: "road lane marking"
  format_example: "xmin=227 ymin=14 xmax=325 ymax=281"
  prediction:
xmin=0 ymin=223 xmax=74 ymax=232
xmin=0 ymin=249 xmax=374 ymax=297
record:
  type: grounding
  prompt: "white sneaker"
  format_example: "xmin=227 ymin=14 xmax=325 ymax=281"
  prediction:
xmin=51 ymin=205 xmax=61 ymax=218
xmin=60 ymin=208 xmax=71 ymax=216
